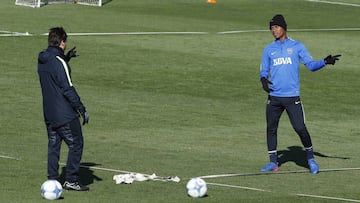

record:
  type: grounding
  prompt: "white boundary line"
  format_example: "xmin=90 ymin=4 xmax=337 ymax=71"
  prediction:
xmin=296 ymin=193 xmax=360 ymax=202
xmin=219 ymin=28 xmax=360 ymax=34
xmin=0 ymin=28 xmax=359 ymax=37
xmin=0 ymin=33 xmax=31 ymax=36
xmin=62 ymin=28 xmax=360 ymax=36
xmin=41 ymin=31 xmax=209 ymax=36
xmin=199 ymin=170 xmax=308 ymax=179
xmin=4 ymin=159 xmax=360 ymax=201
xmin=199 ymin=167 xmax=360 ymax=179
xmin=207 ymin=182 xmax=271 ymax=192
xmin=0 ymin=155 xmax=20 ymax=160
xmin=218 ymin=29 xmax=268 ymax=34
xmin=306 ymin=0 xmax=360 ymax=7
xmin=79 ymin=164 xmax=136 ymax=174
xmin=0 ymin=30 xmax=15 ymax=33
xmin=290 ymin=28 xmax=360 ymax=31
xmin=75 ymin=164 xmax=360 ymax=180
xmin=0 ymin=30 xmax=31 ymax=36
xmin=208 ymin=181 xmax=360 ymax=202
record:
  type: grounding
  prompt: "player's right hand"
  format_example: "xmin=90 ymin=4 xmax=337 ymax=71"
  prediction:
xmin=261 ymin=77 xmax=273 ymax=93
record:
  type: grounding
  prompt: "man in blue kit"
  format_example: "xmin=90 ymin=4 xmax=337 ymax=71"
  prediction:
xmin=259 ymin=15 xmax=341 ymax=174
xmin=38 ymin=27 xmax=90 ymax=190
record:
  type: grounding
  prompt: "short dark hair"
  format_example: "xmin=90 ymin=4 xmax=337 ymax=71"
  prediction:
xmin=48 ymin=27 xmax=67 ymax=46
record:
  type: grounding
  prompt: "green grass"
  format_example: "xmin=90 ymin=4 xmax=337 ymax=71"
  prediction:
xmin=1 ymin=0 xmax=360 ymax=202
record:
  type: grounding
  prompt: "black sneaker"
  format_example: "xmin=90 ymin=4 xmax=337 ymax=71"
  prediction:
xmin=63 ymin=181 xmax=89 ymax=191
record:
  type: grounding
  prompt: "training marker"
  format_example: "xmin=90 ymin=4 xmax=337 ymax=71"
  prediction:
xmin=207 ymin=0 xmax=216 ymax=4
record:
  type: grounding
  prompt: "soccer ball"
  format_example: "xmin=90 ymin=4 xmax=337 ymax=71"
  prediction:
xmin=186 ymin=177 xmax=207 ymax=198
xmin=40 ymin=180 xmax=63 ymax=200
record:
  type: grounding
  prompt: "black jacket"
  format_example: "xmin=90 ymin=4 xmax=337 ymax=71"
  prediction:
xmin=38 ymin=46 xmax=85 ymax=128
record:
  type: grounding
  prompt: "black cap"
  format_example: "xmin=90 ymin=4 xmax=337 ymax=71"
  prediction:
xmin=269 ymin=14 xmax=287 ymax=31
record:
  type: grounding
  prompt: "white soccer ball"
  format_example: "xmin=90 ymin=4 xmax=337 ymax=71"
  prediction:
xmin=186 ymin=177 xmax=207 ymax=198
xmin=40 ymin=180 xmax=63 ymax=200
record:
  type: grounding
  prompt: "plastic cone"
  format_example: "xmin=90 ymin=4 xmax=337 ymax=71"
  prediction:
xmin=207 ymin=0 xmax=216 ymax=4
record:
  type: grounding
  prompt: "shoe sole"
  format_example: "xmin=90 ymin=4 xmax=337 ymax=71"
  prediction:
xmin=64 ymin=187 xmax=89 ymax=191
xmin=310 ymin=167 xmax=319 ymax=174
xmin=63 ymin=185 xmax=89 ymax=191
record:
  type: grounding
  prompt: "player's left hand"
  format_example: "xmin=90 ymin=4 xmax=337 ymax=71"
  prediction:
xmin=81 ymin=111 xmax=89 ymax=125
xmin=65 ymin=46 xmax=79 ymax=62
xmin=324 ymin=54 xmax=341 ymax=65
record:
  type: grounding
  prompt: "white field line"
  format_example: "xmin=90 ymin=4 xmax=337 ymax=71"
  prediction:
xmin=0 ymin=30 xmax=15 ymax=33
xmin=290 ymin=28 xmax=360 ymax=31
xmin=75 ymin=164 xmax=360 ymax=183
xmin=0 ymin=155 xmax=20 ymax=160
xmin=0 ymin=30 xmax=30 ymax=35
xmin=73 ymin=164 xmax=360 ymax=180
xmin=79 ymin=164 xmax=137 ymax=174
xmin=306 ymin=0 xmax=360 ymax=7
xmin=0 ymin=31 xmax=31 ymax=37
xmin=199 ymin=170 xmax=308 ymax=179
xmin=66 ymin=163 xmax=175 ymax=180
xmin=218 ymin=30 xmax=268 ymax=34
xmin=5 ymin=159 xmax=360 ymax=201
xmin=208 ymin=182 xmax=360 ymax=202
xmin=296 ymin=193 xmax=360 ymax=202
xmin=40 ymin=31 xmax=209 ymax=36
xmin=207 ymin=182 xmax=271 ymax=192
xmin=199 ymin=167 xmax=360 ymax=179
xmin=53 ymin=28 xmax=360 ymax=36
xmin=219 ymin=28 xmax=360 ymax=34
xmin=1 ymin=28 xmax=359 ymax=37
xmin=64 ymin=28 xmax=360 ymax=36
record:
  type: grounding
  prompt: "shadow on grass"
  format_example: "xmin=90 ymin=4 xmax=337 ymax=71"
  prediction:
xmin=59 ymin=162 xmax=103 ymax=186
xmin=101 ymin=0 xmax=112 ymax=6
xmin=278 ymin=146 xmax=350 ymax=169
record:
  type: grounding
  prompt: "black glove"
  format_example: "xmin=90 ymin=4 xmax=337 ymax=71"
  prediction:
xmin=81 ymin=111 xmax=89 ymax=125
xmin=260 ymin=77 xmax=273 ymax=93
xmin=65 ymin=46 xmax=79 ymax=62
xmin=324 ymin=54 xmax=341 ymax=65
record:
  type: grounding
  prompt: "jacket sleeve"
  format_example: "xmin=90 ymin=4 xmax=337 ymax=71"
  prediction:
xmin=54 ymin=56 xmax=86 ymax=113
xmin=260 ymin=48 xmax=270 ymax=79
xmin=299 ymin=43 xmax=326 ymax=72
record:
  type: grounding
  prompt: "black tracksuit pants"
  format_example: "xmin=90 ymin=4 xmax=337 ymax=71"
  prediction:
xmin=47 ymin=118 xmax=84 ymax=182
xmin=266 ymin=96 xmax=313 ymax=152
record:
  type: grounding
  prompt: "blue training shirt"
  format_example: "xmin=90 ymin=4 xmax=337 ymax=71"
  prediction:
xmin=259 ymin=37 xmax=326 ymax=97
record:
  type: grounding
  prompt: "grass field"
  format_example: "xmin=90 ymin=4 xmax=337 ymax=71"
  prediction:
xmin=1 ymin=0 xmax=360 ymax=202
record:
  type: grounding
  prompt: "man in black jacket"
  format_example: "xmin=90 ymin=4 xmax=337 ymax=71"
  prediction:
xmin=38 ymin=27 xmax=89 ymax=191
